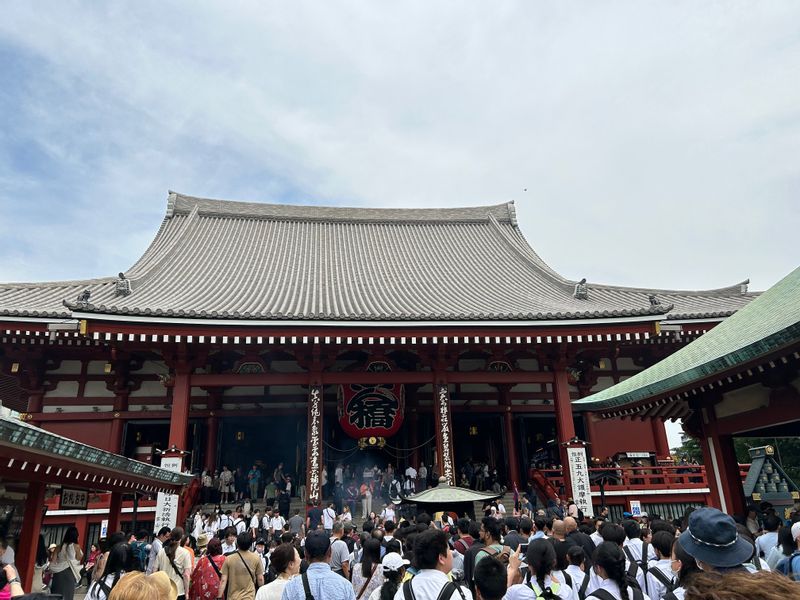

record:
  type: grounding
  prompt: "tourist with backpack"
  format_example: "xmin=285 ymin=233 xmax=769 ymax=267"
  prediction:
xmin=589 ymin=542 xmax=649 ymax=600
xmin=86 ymin=543 xmax=131 ymax=600
xmin=775 ymin=521 xmax=800 ymax=582
xmin=505 ymin=540 xmax=575 ymax=599
xmin=644 ymin=532 xmax=675 ymax=600
xmin=129 ymin=531 xmax=150 ymax=573
xmin=395 ymin=528 xmax=472 ymax=600
xmin=473 ymin=518 xmax=510 ymax=576
xmin=585 ymin=524 xmax=645 ymax=595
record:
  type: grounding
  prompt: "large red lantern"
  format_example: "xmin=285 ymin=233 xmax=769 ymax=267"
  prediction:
xmin=337 ymin=381 xmax=405 ymax=439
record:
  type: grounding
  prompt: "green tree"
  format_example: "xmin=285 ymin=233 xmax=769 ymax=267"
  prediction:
xmin=671 ymin=433 xmax=703 ymax=464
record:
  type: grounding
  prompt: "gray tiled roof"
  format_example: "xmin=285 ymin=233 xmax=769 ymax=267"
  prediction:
xmin=0 ymin=192 xmax=756 ymax=322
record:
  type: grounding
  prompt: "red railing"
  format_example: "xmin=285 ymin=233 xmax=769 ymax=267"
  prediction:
xmin=534 ymin=465 xmax=710 ymax=493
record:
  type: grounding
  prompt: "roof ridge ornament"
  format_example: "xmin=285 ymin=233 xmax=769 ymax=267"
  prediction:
xmin=75 ymin=289 xmax=91 ymax=309
xmin=648 ymin=294 xmax=661 ymax=307
xmin=166 ymin=190 xmax=177 ymax=218
xmin=574 ymin=278 xmax=589 ymax=300
xmin=115 ymin=273 xmax=132 ymax=297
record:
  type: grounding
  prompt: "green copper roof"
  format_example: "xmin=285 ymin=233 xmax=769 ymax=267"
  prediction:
xmin=575 ymin=266 xmax=800 ymax=412
xmin=0 ymin=414 xmax=192 ymax=489
xmin=402 ymin=480 xmax=503 ymax=504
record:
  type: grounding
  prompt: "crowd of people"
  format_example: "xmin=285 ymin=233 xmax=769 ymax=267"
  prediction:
xmin=199 ymin=459 xmax=510 ymax=511
xmin=3 ymin=494 xmax=800 ymax=600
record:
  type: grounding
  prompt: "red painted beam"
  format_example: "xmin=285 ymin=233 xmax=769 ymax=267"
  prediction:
xmin=190 ymin=370 xmax=553 ymax=386
xmin=85 ymin=320 xmax=658 ymax=340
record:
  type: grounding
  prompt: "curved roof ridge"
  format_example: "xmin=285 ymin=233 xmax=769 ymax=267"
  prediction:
xmin=125 ymin=205 xmax=201 ymax=285
xmin=486 ymin=215 xmax=574 ymax=294
xmin=589 ymin=278 xmax=753 ymax=297
xmin=0 ymin=275 xmax=115 ymax=289
xmin=170 ymin=191 xmax=515 ymax=223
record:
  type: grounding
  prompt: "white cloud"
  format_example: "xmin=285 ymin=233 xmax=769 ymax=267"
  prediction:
xmin=0 ymin=1 xmax=797 ymax=289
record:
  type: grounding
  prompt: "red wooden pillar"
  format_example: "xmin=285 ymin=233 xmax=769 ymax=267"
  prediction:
xmin=204 ymin=416 xmax=219 ymax=473
xmin=553 ymin=368 xmax=576 ymax=499
xmin=204 ymin=389 xmax=222 ymax=473
xmin=651 ymin=419 xmax=671 ymax=459
xmin=698 ymin=410 xmax=745 ymax=515
xmin=305 ymin=378 xmax=324 ymax=504
xmin=433 ymin=373 xmax=457 ymax=486
xmin=584 ymin=412 xmax=599 ymax=460
xmin=17 ymin=481 xmax=46 ymax=592
xmin=109 ymin=390 xmax=129 ymax=453
xmin=106 ymin=491 xmax=123 ymax=535
xmin=168 ymin=368 xmax=191 ymax=453
xmin=408 ymin=409 xmax=420 ymax=470
xmin=499 ymin=386 xmax=520 ymax=488
xmin=26 ymin=391 xmax=44 ymax=427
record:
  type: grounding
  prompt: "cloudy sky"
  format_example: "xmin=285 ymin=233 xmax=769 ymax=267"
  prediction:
xmin=2 ymin=3 xmax=799 ymax=442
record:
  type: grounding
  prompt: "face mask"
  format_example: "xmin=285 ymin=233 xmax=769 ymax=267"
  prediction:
xmin=670 ymin=560 xmax=681 ymax=577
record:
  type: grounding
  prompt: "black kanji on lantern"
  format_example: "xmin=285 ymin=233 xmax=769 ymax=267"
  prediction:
xmin=346 ymin=384 xmax=399 ymax=430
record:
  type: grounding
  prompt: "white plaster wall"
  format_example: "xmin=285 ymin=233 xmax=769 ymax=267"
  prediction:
xmin=44 ymin=380 xmax=80 ymax=398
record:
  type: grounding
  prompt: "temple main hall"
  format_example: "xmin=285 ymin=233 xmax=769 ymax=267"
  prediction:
xmin=0 ymin=192 xmax=755 ymax=509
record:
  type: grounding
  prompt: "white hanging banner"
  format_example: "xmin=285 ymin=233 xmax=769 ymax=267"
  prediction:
xmin=630 ymin=499 xmax=642 ymax=518
xmin=153 ymin=456 xmax=183 ymax=533
xmin=567 ymin=446 xmax=593 ymax=517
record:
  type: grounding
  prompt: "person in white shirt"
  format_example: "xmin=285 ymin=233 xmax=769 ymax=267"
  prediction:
xmin=405 ymin=465 xmax=417 ymax=481
xmin=335 ymin=464 xmax=344 ymax=485
xmin=403 ymin=476 xmax=415 ymax=496
xmin=565 ymin=546 xmax=589 ymax=599
xmin=645 ymin=532 xmax=676 ymax=600
xmin=586 ymin=523 xmax=646 ymax=595
xmin=270 ymin=512 xmax=286 ymax=541
xmin=504 ymin=540 xmax=575 ymax=599
xmin=622 ymin=520 xmax=657 ymax=565
xmin=380 ymin=503 xmax=396 ymax=523
xmin=233 ymin=510 xmax=248 ymax=535
xmin=418 ymin=464 xmax=428 ymax=488
xmin=592 ymin=541 xmax=653 ymax=600
xmin=590 ymin=519 xmax=605 ymax=548
xmin=393 ymin=529 xmax=472 ymax=600
xmin=755 ymin=514 xmax=781 ymax=559
xmin=322 ymin=502 xmax=337 ymax=534
xmin=221 ymin=527 xmax=238 ymax=554
xmin=250 ymin=510 xmax=262 ymax=538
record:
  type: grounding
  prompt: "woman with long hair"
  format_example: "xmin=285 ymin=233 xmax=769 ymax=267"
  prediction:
xmin=188 ymin=538 xmax=226 ymax=600
xmin=506 ymin=539 xmax=574 ymax=599
xmin=665 ymin=538 xmax=701 ymax=600
xmin=84 ymin=543 xmax=102 ymax=586
xmin=87 ymin=542 xmax=132 ymax=600
xmin=49 ymin=526 xmax=84 ymax=600
xmin=255 ymin=542 xmax=300 ymax=600
xmin=591 ymin=541 xmax=650 ymax=600
xmin=765 ymin=525 xmax=795 ymax=570
xmin=373 ymin=552 xmax=406 ymax=600
xmin=351 ymin=538 xmax=384 ymax=600
xmin=155 ymin=527 xmax=192 ymax=600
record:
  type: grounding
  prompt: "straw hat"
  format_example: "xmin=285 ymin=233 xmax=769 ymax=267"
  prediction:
xmin=148 ymin=571 xmax=178 ymax=600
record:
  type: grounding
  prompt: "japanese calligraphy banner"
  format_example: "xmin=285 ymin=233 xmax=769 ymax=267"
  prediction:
xmin=306 ymin=385 xmax=324 ymax=503
xmin=153 ymin=456 xmax=183 ymax=533
xmin=337 ymin=383 xmax=404 ymax=439
xmin=434 ymin=384 xmax=456 ymax=486
xmin=567 ymin=446 xmax=593 ymax=518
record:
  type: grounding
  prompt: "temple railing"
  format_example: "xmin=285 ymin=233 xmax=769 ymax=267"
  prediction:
xmin=537 ymin=465 xmax=710 ymax=493
xmin=537 ymin=464 xmax=753 ymax=495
